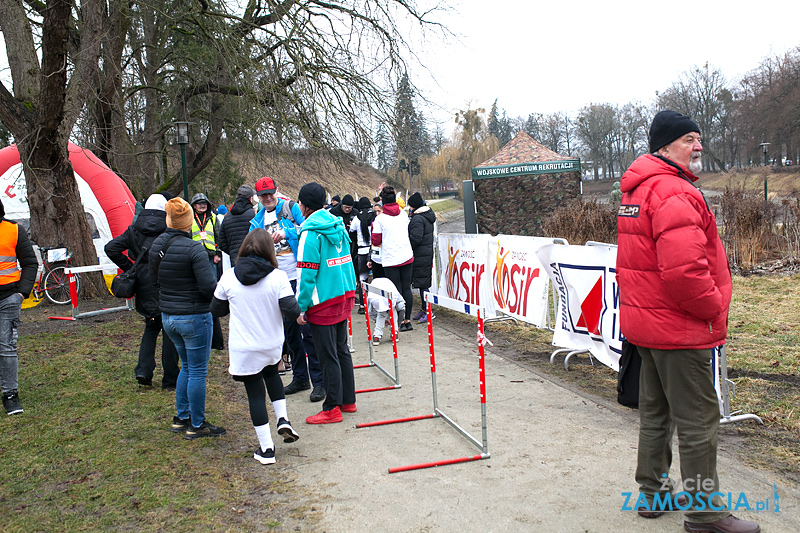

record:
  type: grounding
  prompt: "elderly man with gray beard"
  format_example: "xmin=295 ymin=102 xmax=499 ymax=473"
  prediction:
xmin=616 ymin=111 xmax=759 ymax=533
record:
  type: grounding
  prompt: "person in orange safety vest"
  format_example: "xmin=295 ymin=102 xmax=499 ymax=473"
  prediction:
xmin=0 ymin=198 xmax=37 ymax=415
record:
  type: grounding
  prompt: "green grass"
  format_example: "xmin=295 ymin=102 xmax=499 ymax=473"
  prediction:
xmin=726 ymin=275 xmax=800 ymax=434
xmin=697 ymin=169 xmax=800 ymax=195
xmin=480 ymin=273 xmax=800 ymax=479
xmin=430 ymin=199 xmax=463 ymax=215
xmin=1 ymin=313 xmax=313 ymax=532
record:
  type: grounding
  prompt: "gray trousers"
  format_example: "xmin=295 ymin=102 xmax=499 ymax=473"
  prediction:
xmin=636 ymin=346 xmax=729 ymax=523
xmin=368 ymin=298 xmax=405 ymax=339
xmin=0 ymin=293 xmax=23 ymax=394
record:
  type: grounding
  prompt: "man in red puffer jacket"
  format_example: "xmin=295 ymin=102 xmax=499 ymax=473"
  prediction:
xmin=617 ymin=111 xmax=758 ymax=533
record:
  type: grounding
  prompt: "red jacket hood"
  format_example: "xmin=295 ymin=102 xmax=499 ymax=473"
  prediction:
xmin=382 ymin=203 xmax=402 ymax=216
xmin=621 ymin=154 xmax=699 ymax=194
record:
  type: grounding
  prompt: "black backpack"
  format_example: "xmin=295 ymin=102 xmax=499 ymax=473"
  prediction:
xmin=616 ymin=340 xmax=641 ymax=408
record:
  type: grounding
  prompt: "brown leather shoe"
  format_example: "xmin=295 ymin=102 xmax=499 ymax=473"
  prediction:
xmin=683 ymin=515 xmax=760 ymax=533
xmin=638 ymin=494 xmax=689 ymax=518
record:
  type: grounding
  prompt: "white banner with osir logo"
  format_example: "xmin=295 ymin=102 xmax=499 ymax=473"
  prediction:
xmin=437 ymin=233 xmax=493 ymax=313
xmin=536 ymin=243 xmax=622 ymax=371
xmin=487 ymin=235 xmax=552 ymax=328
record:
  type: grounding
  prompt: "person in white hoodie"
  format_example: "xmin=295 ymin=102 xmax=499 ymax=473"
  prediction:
xmin=210 ymin=229 xmax=301 ymax=464
xmin=370 ymin=185 xmax=415 ymax=331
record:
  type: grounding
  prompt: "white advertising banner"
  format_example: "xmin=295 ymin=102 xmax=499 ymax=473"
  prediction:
xmin=536 ymin=243 xmax=622 ymax=371
xmin=437 ymin=233 xmax=494 ymax=314
xmin=487 ymin=235 xmax=553 ymax=328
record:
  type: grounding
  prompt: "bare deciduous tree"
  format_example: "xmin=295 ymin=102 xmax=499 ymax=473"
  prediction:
xmin=0 ymin=0 xmax=107 ymax=294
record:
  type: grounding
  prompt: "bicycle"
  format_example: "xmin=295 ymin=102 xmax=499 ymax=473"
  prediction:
xmin=31 ymin=246 xmax=82 ymax=305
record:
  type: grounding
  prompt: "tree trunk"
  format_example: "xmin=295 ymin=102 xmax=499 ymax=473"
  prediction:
xmin=5 ymin=0 xmax=108 ymax=297
xmin=18 ymin=138 xmax=106 ymax=297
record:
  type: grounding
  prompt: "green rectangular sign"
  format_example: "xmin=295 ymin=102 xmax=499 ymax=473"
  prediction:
xmin=472 ymin=159 xmax=581 ymax=179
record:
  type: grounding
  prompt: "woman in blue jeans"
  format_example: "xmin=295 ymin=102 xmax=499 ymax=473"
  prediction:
xmin=150 ymin=198 xmax=223 ymax=439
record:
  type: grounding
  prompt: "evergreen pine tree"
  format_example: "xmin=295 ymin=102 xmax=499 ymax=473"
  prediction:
xmin=487 ymin=99 xmax=500 ymax=140
xmin=393 ymin=72 xmax=428 ymax=191
xmin=525 ymin=113 xmax=543 ymax=141
xmin=499 ymin=111 xmax=513 ymax=147
xmin=375 ymin=124 xmax=391 ymax=171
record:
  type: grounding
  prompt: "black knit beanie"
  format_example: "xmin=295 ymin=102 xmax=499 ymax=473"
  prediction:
xmin=298 ymin=182 xmax=326 ymax=211
xmin=341 ymin=194 xmax=354 ymax=206
xmin=408 ymin=192 xmax=424 ymax=209
xmin=649 ymin=110 xmax=700 ymax=153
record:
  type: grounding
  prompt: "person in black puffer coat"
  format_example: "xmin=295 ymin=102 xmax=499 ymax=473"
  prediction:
xmin=407 ymin=192 xmax=436 ymax=323
xmin=105 ymin=194 xmax=179 ymax=389
xmin=150 ymin=198 xmax=224 ymax=439
xmin=329 ymin=194 xmax=355 ymax=229
xmin=219 ymin=185 xmax=256 ymax=267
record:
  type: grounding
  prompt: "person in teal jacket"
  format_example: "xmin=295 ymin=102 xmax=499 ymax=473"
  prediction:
xmin=295 ymin=182 xmax=357 ymax=425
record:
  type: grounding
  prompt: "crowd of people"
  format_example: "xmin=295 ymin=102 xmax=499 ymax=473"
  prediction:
xmin=1 ymin=108 xmax=761 ymax=531
xmin=99 ymin=178 xmax=436 ymax=464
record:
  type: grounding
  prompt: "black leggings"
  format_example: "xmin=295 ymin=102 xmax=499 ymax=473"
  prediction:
xmin=238 ymin=363 xmax=285 ymax=427
xmin=384 ymin=262 xmax=413 ymax=321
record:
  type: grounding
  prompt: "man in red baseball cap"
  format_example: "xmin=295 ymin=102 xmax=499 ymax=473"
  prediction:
xmin=255 ymin=176 xmax=277 ymax=196
xmin=250 ymin=177 xmax=326 ymax=403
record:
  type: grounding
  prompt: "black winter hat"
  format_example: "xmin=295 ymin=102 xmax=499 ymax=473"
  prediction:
xmin=331 ymin=195 xmax=341 ymax=203
xmin=408 ymin=192 xmax=424 ymax=209
xmin=341 ymin=194 xmax=354 ymax=206
xmin=649 ymin=110 xmax=700 ymax=153
xmin=356 ymin=197 xmax=371 ymax=210
xmin=298 ymin=182 xmax=326 ymax=211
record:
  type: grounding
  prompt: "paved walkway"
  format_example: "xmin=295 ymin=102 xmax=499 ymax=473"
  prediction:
xmin=277 ymin=309 xmax=798 ymax=532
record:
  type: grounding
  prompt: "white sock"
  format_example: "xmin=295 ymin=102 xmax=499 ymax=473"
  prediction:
xmin=254 ymin=423 xmax=274 ymax=452
xmin=272 ymin=398 xmax=288 ymax=422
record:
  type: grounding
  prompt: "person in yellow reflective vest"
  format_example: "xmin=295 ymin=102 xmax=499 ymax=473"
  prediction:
xmin=190 ymin=193 xmax=221 ymax=279
xmin=0 ymin=198 xmax=37 ymax=415
xmin=190 ymin=193 xmax=224 ymax=350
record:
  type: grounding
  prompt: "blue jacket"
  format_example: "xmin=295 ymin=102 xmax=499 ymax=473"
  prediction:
xmin=249 ymin=198 xmax=305 ymax=258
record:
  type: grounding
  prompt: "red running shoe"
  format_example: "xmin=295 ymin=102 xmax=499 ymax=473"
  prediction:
xmin=341 ymin=403 xmax=357 ymax=413
xmin=306 ymin=406 xmax=343 ymax=424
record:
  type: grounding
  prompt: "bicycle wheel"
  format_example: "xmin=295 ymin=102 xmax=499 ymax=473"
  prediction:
xmin=43 ymin=266 xmax=80 ymax=305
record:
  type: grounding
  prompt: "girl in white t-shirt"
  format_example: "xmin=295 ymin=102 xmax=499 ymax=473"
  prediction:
xmin=210 ymin=229 xmax=301 ymax=465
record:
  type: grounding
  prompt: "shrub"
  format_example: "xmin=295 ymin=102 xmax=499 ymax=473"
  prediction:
xmin=542 ymin=198 xmax=617 ymax=246
xmin=719 ymin=186 xmax=778 ymax=268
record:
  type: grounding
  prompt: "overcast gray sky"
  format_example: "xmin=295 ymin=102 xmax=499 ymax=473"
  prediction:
xmin=412 ymin=0 xmax=800 ymax=133
xmin=2 ymin=1 xmax=798 ymax=141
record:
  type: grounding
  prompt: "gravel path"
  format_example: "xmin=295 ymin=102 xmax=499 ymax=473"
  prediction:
xmin=276 ymin=308 xmax=799 ymax=532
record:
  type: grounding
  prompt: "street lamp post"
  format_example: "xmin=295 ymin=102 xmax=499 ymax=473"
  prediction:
xmin=175 ymin=121 xmax=190 ymax=199
xmin=760 ymin=142 xmax=770 ymax=201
